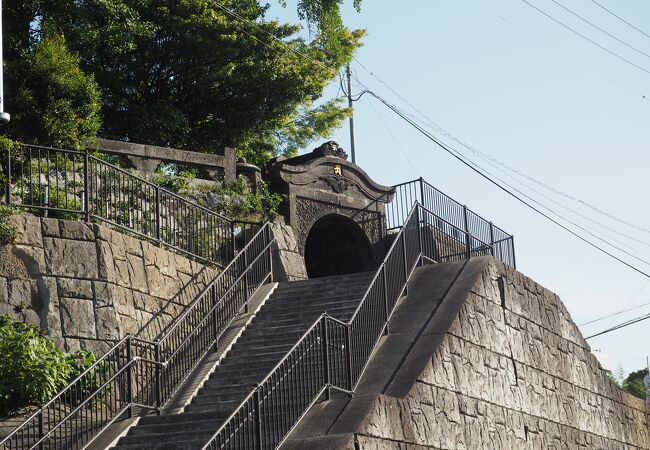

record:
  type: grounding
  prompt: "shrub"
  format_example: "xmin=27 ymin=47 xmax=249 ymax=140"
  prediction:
xmin=209 ymin=176 xmax=284 ymax=221
xmin=0 ymin=316 xmax=103 ymax=415
xmin=0 ymin=315 xmax=71 ymax=415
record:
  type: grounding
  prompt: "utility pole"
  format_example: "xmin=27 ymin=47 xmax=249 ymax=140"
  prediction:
xmin=0 ymin=0 xmax=10 ymax=125
xmin=346 ymin=64 xmax=356 ymax=164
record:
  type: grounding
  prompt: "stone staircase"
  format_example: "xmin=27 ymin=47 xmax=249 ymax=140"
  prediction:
xmin=112 ymin=272 xmax=374 ymax=450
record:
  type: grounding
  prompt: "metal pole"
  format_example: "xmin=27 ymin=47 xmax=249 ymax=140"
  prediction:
xmin=253 ymin=386 xmax=262 ymax=450
xmin=463 ymin=206 xmax=471 ymax=259
xmin=0 ymin=0 xmax=10 ymax=125
xmin=345 ymin=326 xmax=353 ymax=391
xmin=4 ymin=144 xmax=10 ymax=204
xmin=83 ymin=150 xmax=90 ymax=222
xmin=126 ymin=338 xmax=133 ymax=419
xmin=489 ymin=221 xmax=495 ymax=257
xmin=155 ymin=343 xmax=162 ymax=414
xmin=321 ymin=318 xmax=331 ymax=400
xmin=346 ymin=64 xmax=356 ymax=165
xmin=155 ymin=186 xmax=161 ymax=244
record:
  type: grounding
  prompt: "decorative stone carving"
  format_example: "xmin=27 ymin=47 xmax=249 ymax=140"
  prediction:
xmin=312 ymin=141 xmax=348 ymax=160
xmin=294 ymin=196 xmax=383 ymax=253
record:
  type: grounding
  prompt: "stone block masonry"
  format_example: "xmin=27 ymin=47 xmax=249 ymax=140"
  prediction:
xmin=0 ymin=214 xmax=218 ymax=355
xmin=344 ymin=260 xmax=650 ymax=449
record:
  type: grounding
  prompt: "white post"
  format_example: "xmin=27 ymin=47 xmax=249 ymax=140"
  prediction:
xmin=0 ymin=0 xmax=10 ymax=124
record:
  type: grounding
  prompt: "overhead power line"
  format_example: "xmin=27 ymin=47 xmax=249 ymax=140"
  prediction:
xmin=548 ymin=0 xmax=650 ymax=60
xmin=462 ymin=0 xmax=649 ymax=101
xmin=356 ymin=86 xmax=650 ymax=278
xmin=579 ymin=300 xmax=650 ymax=327
xmin=350 ymin=64 xmax=650 ymax=236
xmin=585 ymin=312 xmax=650 ymax=339
xmin=519 ymin=0 xmax=650 ymax=76
xmin=588 ymin=0 xmax=650 ymax=40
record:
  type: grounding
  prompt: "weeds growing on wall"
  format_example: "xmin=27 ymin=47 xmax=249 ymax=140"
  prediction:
xmin=0 ymin=206 xmax=19 ymax=245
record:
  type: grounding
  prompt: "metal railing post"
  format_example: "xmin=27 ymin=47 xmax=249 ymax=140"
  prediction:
xmin=83 ymin=150 xmax=90 ymax=222
xmin=243 ymin=248 xmax=250 ymax=313
xmin=212 ymin=286 xmax=219 ymax=353
xmin=463 ymin=205 xmax=471 ymax=259
xmin=401 ymin=233 xmax=408 ymax=295
xmin=416 ymin=205 xmax=423 ymax=261
xmin=126 ymin=337 xmax=133 ymax=419
xmin=382 ymin=266 xmax=389 ymax=335
xmin=321 ymin=317 xmax=331 ymax=400
xmin=253 ymin=386 xmax=262 ymax=450
xmin=155 ymin=186 xmax=161 ymax=245
xmin=345 ymin=326 xmax=353 ymax=391
xmin=155 ymin=343 xmax=162 ymax=414
xmin=419 ymin=176 xmax=425 ymax=206
xmin=4 ymin=147 xmax=10 ymax=205
xmin=230 ymin=221 xmax=236 ymax=260
xmin=38 ymin=406 xmax=44 ymax=450
xmin=267 ymin=225 xmax=274 ymax=282
xmin=489 ymin=221 xmax=495 ymax=257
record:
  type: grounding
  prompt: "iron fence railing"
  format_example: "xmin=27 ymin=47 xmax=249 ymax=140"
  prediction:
xmin=202 ymin=202 xmax=495 ymax=450
xmin=0 ymin=223 xmax=275 ymax=450
xmin=1 ymin=143 xmax=256 ymax=266
xmin=387 ymin=177 xmax=516 ymax=268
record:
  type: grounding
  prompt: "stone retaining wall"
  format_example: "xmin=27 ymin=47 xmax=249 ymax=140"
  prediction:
xmin=351 ymin=260 xmax=650 ymax=449
xmin=0 ymin=214 xmax=218 ymax=355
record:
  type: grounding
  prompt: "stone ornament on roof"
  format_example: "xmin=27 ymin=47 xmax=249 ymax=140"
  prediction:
xmin=312 ymin=141 xmax=348 ymax=160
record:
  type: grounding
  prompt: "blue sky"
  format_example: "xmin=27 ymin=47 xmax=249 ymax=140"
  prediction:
xmin=269 ymin=0 xmax=650 ymax=375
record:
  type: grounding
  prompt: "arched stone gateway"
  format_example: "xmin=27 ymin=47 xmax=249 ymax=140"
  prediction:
xmin=304 ymin=214 xmax=373 ymax=278
xmin=267 ymin=142 xmax=395 ymax=278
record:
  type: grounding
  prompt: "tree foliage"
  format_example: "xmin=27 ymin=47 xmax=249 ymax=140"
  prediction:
xmin=3 ymin=0 xmax=364 ymax=164
xmin=3 ymin=34 xmax=102 ymax=150
xmin=609 ymin=365 xmax=649 ymax=400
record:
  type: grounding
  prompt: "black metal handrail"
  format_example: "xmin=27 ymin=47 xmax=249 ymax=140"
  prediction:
xmin=0 ymin=222 xmax=275 ymax=450
xmin=387 ymin=177 xmax=516 ymax=268
xmin=1 ymin=143 xmax=256 ymax=266
xmin=202 ymin=202 xmax=495 ymax=450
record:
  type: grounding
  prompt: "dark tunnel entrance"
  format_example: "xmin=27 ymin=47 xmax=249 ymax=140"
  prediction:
xmin=304 ymin=215 xmax=373 ymax=279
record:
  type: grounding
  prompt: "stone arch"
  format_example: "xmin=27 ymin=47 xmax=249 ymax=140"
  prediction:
xmin=304 ymin=214 xmax=374 ymax=279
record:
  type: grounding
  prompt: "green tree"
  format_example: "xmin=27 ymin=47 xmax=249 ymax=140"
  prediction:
xmin=292 ymin=0 xmax=362 ymax=58
xmin=3 ymin=34 xmax=102 ymax=149
xmin=21 ymin=0 xmax=363 ymax=163
xmin=622 ymin=368 xmax=648 ymax=400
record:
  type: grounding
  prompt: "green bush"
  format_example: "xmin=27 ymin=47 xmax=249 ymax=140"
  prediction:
xmin=24 ymin=185 xmax=81 ymax=221
xmin=0 ymin=315 xmax=71 ymax=415
xmin=209 ymin=176 xmax=284 ymax=221
xmin=0 ymin=206 xmax=18 ymax=245
xmin=0 ymin=316 xmax=103 ymax=415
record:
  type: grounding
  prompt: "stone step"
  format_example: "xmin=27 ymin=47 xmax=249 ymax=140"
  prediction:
xmin=117 ymin=429 xmax=215 ymax=447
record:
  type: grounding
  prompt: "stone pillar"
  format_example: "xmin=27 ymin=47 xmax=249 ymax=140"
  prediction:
xmin=270 ymin=218 xmax=307 ymax=282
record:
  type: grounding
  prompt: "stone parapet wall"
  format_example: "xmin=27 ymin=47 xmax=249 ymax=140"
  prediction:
xmin=0 ymin=214 xmax=218 ymax=354
xmin=351 ymin=260 xmax=650 ymax=449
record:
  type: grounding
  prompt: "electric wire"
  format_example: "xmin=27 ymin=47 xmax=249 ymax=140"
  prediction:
xmin=585 ymin=312 xmax=650 ymax=339
xmin=358 ymin=86 xmax=650 ymax=278
xmin=462 ymin=0 xmax=648 ymax=101
xmin=588 ymin=0 xmax=650 ymax=40
xmin=349 ymin=67 xmax=650 ymax=236
xmin=548 ymin=0 xmax=650 ymax=60
xmin=519 ymin=0 xmax=650 ymax=76
xmin=361 ymin=95 xmax=421 ymax=176
xmin=578 ymin=300 xmax=650 ymax=327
